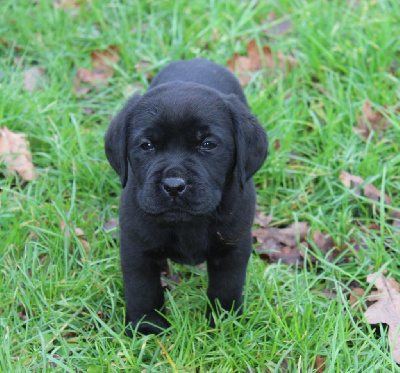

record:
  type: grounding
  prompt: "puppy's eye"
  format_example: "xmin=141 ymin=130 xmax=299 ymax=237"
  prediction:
xmin=200 ymin=141 xmax=217 ymax=151
xmin=140 ymin=141 xmax=155 ymax=151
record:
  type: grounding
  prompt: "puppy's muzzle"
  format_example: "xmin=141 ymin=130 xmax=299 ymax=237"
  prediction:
xmin=161 ymin=177 xmax=187 ymax=197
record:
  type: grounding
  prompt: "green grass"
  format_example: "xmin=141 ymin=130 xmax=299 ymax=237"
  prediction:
xmin=1 ymin=0 xmax=400 ymax=371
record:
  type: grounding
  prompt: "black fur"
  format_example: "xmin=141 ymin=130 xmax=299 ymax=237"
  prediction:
xmin=105 ymin=58 xmax=268 ymax=335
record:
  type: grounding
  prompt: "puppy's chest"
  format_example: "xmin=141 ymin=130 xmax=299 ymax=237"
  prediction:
xmin=158 ymin=229 xmax=209 ymax=265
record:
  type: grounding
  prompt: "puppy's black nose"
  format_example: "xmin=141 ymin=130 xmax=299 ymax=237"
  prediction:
xmin=162 ymin=177 xmax=187 ymax=197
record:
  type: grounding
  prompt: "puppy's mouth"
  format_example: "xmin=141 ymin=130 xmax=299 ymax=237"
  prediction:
xmin=143 ymin=207 xmax=205 ymax=222
xmin=157 ymin=210 xmax=196 ymax=223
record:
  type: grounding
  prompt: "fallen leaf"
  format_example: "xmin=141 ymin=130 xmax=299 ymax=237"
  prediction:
xmin=74 ymin=46 xmax=120 ymax=96
xmin=253 ymin=221 xmax=309 ymax=265
xmin=348 ymin=0 xmax=360 ymax=6
xmin=273 ymin=139 xmax=281 ymax=152
xmin=0 ymin=127 xmax=37 ymax=181
xmin=103 ymin=219 xmax=118 ymax=239
xmin=253 ymin=222 xmax=309 ymax=247
xmin=0 ymin=37 xmax=22 ymax=53
xmin=321 ymin=288 xmax=337 ymax=299
xmin=300 ymin=230 xmax=339 ymax=263
xmin=23 ymin=67 xmax=46 ymax=91
xmin=264 ymin=12 xmax=293 ymax=36
xmin=388 ymin=277 xmax=400 ymax=292
xmin=79 ymin=238 xmax=91 ymax=252
xmin=391 ymin=211 xmax=400 ymax=235
xmin=364 ymin=272 xmax=400 ymax=363
xmin=83 ymin=107 xmax=95 ymax=115
xmin=246 ymin=40 xmax=275 ymax=70
xmin=103 ymin=219 xmax=118 ymax=232
xmin=314 ymin=355 xmax=326 ymax=373
xmin=339 ymin=171 xmax=391 ymax=205
xmin=60 ymin=220 xmax=90 ymax=251
xmin=226 ymin=53 xmax=253 ymax=86
xmin=17 ymin=304 xmax=36 ymax=321
xmin=254 ymin=209 xmax=273 ymax=227
xmin=91 ymin=45 xmax=120 ymax=77
xmin=53 ymin=0 xmax=81 ymax=10
xmin=161 ymin=262 xmax=182 ymax=290
xmin=349 ymin=287 xmax=365 ymax=307
xmin=353 ymin=99 xmax=391 ymax=140
xmin=307 ymin=230 xmax=337 ymax=262
xmin=387 ymin=59 xmax=399 ymax=76
xmin=135 ymin=60 xmax=154 ymax=80
xmin=227 ymin=39 xmax=298 ymax=86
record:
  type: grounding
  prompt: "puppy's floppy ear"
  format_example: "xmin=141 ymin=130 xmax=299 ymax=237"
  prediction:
xmin=225 ymin=95 xmax=268 ymax=188
xmin=105 ymin=94 xmax=141 ymax=188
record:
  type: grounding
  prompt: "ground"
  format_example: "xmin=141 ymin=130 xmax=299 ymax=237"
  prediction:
xmin=1 ymin=0 xmax=400 ymax=372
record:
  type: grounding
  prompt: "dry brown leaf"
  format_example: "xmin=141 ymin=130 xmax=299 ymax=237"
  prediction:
xmin=254 ymin=209 xmax=273 ymax=228
xmin=60 ymin=220 xmax=85 ymax=237
xmin=0 ymin=127 xmax=37 ymax=181
xmin=0 ymin=37 xmax=22 ymax=53
xmin=389 ymin=278 xmax=400 ymax=292
xmin=134 ymin=60 xmax=154 ymax=80
xmin=60 ymin=221 xmax=91 ymax=252
xmin=253 ymin=222 xmax=309 ymax=265
xmin=349 ymin=287 xmax=365 ymax=307
xmin=321 ymin=288 xmax=337 ymax=299
xmin=311 ymin=230 xmax=336 ymax=261
xmin=391 ymin=211 xmax=400 ymax=235
xmin=103 ymin=218 xmax=118 ymax=239
xmin=74 ymin=46 xmax=120 ymax=96
xmin=353 ymin=99 xmax=391 ymax=140
xmin=79 ymin=238 xmax=90 ymax=252
xmin=364 ymin=272 xmax=400 ymax=363
xmin=103 ymin=219 xmax=118 ymax=232
xmin=314 ymin=355 xmax=326 ymax=373
xmin=53 ymin=0 xmax=81 ymax=10
xmin=226 ymin=53 xmax=253 ymax=86
xmin=273 ymin=139 xmax=281 ymax=152
xmin=91 ymin=45 xmax=120 ymax=77
xmin=246 ymin=40 xmax=275 ymax=70
xmin=227 ymin=39 xmax=297 ymax=86
xmin=75 ymin=67 xmax=107 ymax=84
xmin=348 ymin=0 xmax=360 ymax=6
xmin=264 ymin=12 xmax=293 ymax=36
xmin=253 ymin=222 xmax=309 ymax=247
xmin=339 ymin=171 xmax=391 ymax=205
xmin=23 ymin=67 xmax=46 ymax=91
xmin=299 ymin=230 xmax=337 ymax=264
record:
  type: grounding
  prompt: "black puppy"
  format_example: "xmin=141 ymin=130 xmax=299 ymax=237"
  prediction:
xmin=105 ymin=58 xmax=268 ymax=335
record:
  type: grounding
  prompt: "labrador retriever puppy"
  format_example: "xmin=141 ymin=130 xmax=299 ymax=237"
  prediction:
xmin=105 ymin=58 xmax=268 ymax=335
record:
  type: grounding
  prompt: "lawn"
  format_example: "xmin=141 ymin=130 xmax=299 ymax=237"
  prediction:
xmin=1 ymin=0 xmax=400 ymax=371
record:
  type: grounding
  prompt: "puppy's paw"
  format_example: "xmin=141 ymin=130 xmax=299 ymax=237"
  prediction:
xmin=125 ymin=313 xmax=171 ymax=337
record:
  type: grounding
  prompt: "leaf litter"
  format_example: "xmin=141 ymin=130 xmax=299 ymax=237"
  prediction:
xmin=353 ymin=99 xmax=392 ymax=141
xmin=60 ymin=220 xmax=90 ymax=252
xmin=227 ymin=39 xmax=298 ymax=86
xmin=23 ymin=67 xmax=46 ymax=92
xmin=364 ymin=272 xmax=400 ymax=363
xmin=339 ymin=170 xmax=391 ymax=206
xmin=252 ymin=210 xmax=338 ymax=266
xmin=263 ymin=12 xmax=293 ymax=37
xmin=0 ymin=126 xmax=37 ymax=181
xmin=74 ymin=45 xmax=120 ymax=96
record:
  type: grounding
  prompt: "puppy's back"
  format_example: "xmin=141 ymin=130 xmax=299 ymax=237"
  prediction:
xmin=149 ymin=58 xmax=248 ymax=105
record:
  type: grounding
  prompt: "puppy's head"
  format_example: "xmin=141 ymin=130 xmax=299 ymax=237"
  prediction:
xmin=105 ymin=82 xmax=267 ymax=222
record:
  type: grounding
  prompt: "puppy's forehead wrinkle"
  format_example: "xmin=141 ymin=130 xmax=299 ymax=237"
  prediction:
xmin=140 ymin=85 xmax=229 ymax=128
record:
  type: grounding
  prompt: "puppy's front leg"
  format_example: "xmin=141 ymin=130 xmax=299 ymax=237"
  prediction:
xmin=120 ymin=234 xmax=170 ymax=336
xmin=206 ymin=232 xmax=252 ymax=323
